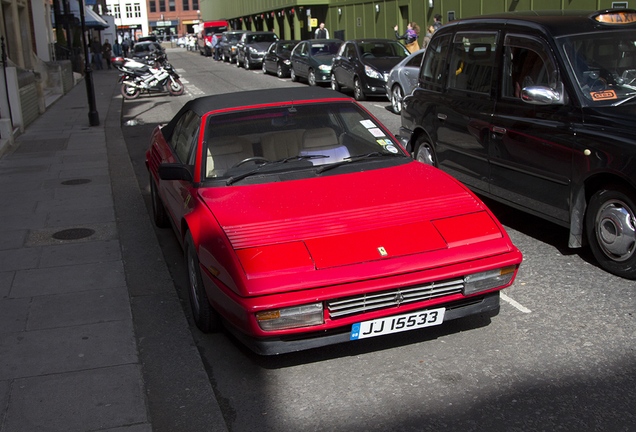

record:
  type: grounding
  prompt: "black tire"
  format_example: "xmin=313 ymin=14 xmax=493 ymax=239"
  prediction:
xmin=262 ymin=61 xmax=268 ymax=74
xmin=413 ymin=135 xmax=437 ymax=166
xmin=308 ymin=69 xmax=317 ymax=86
xmin=185 ymin=232 xmax=221 ymax=332
xmin=277 ymin=64 xmax=284 ymax=78
xmin=391 ymin=84 xmax=404 ymax=114
xmin=167 ymin=78 xmax=184 ymax=96
xmin=290 ymin=67 xmax=298 ymax=82
xmin=354 ymin=78 xmax=366 ymax=101
xmin=585 ymin=185 xmax=636 ymax=279
xmin=330 ymin=73 xmax=340 ymax=91
xmin=150 ymin=172 xmax=170 ymax=228
xmin=244 ymin=56 xmax=250 ymax=70
xmin=236 ymin=55 xmax=242 ymax=68
xmin=121 ymin=83 xmax=140 ymax=100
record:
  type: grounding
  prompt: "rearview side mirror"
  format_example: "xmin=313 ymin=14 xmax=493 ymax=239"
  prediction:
xmin=521 ymin=84 xmax=566 ymax=106
xmin=158 ymin=163 xmax=193 ymax=182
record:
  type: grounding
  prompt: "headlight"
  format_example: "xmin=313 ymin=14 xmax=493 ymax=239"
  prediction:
xmin=248 ymin=47 xmax=256 ymax=53
xmin=365 ymin=65 xmax=383 ymax=79
xmin=256 ymin=303 xmax=324 ymax=331
xmin=319 ymin=64 xmax=331 ymax=71
xmin=284 ymin=59 xmax=291 ymax=65
xmin=463 ymin=266 xmax=517 ymax=296
xmin=383 ymin=72 xmax=390 ymax=82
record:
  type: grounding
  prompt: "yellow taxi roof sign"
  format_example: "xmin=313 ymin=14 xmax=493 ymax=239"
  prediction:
xmin=591 ymin=9 xmax=636 ymax=24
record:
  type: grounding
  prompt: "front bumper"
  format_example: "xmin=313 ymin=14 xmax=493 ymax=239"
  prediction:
xmin=228 ymin=292 xmax=500 ymax=355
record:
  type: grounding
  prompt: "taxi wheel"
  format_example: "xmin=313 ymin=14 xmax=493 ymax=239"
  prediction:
xmin=354 ymin=78 xmax=366 ymax=101
xmin=413 ymin=136 xmax=437 ymax=166
xmin=150 ymin=173 xmax=170 ymax=228
xmin=308 ymin=69 xmax=317 ymax=86
xmin=331 ymin=73 xmax=340 ymax=91
xmin=185 ymin=232 xmax=221 ymax=332
xmin=586 ymin=185 xmax=636 ymax=279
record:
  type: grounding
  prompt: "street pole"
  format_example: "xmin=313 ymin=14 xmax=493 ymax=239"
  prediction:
xmin=78 ymin=0 xmax=99 ymax=126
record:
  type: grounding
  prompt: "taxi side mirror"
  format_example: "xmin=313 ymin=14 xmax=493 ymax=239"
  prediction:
xmin=521 ymin=85 xmax=565 ymax=105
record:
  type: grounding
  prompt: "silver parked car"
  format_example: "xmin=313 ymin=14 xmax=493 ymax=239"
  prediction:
xmin=385 ymin=48 xmax=426 ymax=113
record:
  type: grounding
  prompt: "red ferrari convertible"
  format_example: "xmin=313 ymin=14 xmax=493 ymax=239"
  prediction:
xmin=146 ymin=87 xmax=522 ymax=354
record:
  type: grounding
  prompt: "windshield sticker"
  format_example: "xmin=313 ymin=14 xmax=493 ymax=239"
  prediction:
xmin=377 ymin=139 xmax=393 ymax=146
xmin=386 ymin=145 xmax=399 ymax=154
xmin=591 ymin=90 xmax=617 ymax=101
xmin=369 ymin=128 xmax=385 ymax=138
xmin=360 ymin=120 xmax=375 ymax=128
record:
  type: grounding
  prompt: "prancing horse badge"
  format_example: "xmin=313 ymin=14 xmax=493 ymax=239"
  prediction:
xmin=378 ymin=247 xmax=388 ymax=257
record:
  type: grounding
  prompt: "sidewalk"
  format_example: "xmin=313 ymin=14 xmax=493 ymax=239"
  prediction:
xmin=0 ymin=69 xmax=227 ymax=431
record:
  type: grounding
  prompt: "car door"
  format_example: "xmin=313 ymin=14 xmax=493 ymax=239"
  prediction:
xmin=489 ymin=33 xmax=575 ymax=223
xmin=338 ymin=42 xmax=357 ymax=89
xmin=264 ymin=42 xmax=276 ymax=71
xmin=297 ymin=42 xmax=310 ymax=77
xmin=400 ymin=51 xmax=425 ymax=94
xmin=163 ymin=110 xmax=201 ymax=236
xmin=434 ymin=31 xmax=499 ymax=192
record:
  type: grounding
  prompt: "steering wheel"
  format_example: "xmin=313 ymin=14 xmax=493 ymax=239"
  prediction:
xmin=232 ymin=157 xmax=269 ymax=168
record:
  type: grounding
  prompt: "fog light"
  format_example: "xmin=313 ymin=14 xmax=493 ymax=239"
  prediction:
xmin=463 ymin=266 xmax=516 ymax=296
xmin=256 ymin=303 xmax=324 ymax=331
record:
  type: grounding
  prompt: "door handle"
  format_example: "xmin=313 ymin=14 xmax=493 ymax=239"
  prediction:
xmin=491 ymin=126 xmax=507 ymax=135
xmin=437 ymin=113 xmax=447 ymax=120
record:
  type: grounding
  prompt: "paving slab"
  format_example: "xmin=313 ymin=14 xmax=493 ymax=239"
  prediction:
xmin=37 ymin=239 xmax=121 ymax=268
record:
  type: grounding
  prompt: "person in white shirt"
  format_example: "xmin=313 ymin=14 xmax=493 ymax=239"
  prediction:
xmin=315 ymin=23 xmax=329 ymax=39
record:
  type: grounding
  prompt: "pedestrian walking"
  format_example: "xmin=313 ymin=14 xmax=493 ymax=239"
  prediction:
xmin=113 ymin=39 xmax=122 ymax=57
xmin=211 ymin=33 xmax=220 ymax=60
xmin=315 ymin=23 xmax=329 ymax=39
xmin=394 ymin=22 xmax=420 ymax=53
xmin=122 ymin=38 xmax=130 ymax=57
xmin=433 ymin=14 xmax=443 ymax=30
xmin=92 ymin=37 xmax=103 ymax=69
xmin=422 ymin=25 xmax=435 ymax=49
xmin=102 ymin=39 xmax=113 ymax=69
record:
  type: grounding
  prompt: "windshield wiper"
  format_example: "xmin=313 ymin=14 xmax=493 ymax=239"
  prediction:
xmin=316 ymin=152 xmax=401 ymax=174
xmin=226 ymin=155 xmax=328 ymax=185
xmin=612 ymin=93 xmax=636 ymax=106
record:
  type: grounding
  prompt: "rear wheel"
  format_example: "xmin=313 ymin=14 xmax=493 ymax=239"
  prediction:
xmin=308 ymin=69 xmax=317 ymax=86
xmin=121 ymin=83 xmax=140 ymax=100
xmin=413 ymin=135 xmax=436 ymax=166
xmin=585 ymin=185 xmax=636 ymax=279
xmin=354 ymin=78 xmax=366 ymax=101
xmin=185 ymin=232 xmax=221 ymax=332
xmin=391 ymin=85 xmax=404 ymax=114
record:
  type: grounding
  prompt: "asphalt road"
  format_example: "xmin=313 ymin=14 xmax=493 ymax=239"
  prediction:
xmin=121 ymin=48 xmax=636 ymax=432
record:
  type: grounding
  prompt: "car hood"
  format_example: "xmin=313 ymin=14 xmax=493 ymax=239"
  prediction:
xmin=199 ymin=162 xmax=510 ymax=293
xmin=363 ymin=57 xmax=405 ymax=73
xmin=312 ymin=54 xmax=336 ymax=65
xmin=248 ymin=42 xmax=273 ymax=53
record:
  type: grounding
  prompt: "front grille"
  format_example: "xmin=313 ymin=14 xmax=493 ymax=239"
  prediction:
xmin=326 ymin=277 xmax=464 ymax=319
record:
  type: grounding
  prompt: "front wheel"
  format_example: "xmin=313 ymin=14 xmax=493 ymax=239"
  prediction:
xmin=391 ymin=85 xmax=404 ymax=114
xmin=121 ymin=83 xmax=140 ymax=99
xmin=167 ymin=78 xmax=184 ymax=96
xmin=243 ymin=56 xmax=250 ymax=70
xmin=331 ymin=73 xmax=340 ymax=91
xmin=354 ymin=78 xmax=366 ymax=101
xmin=585 ymin=185 xmax=636 ymax=279
xmin=290 ymin=68 xmax=298 ymax=82
xmin=413 ymin=136 xmax=437 ymax=166
xmin=308 ymin=69 xmax=317 ymax=86
xmin=185 ymin=232 xmax=221 ymax=332
xmin=277 ymin=64 xmax=284 ymax=78
xmin=262 ymin=61 xmax=268 ymax=74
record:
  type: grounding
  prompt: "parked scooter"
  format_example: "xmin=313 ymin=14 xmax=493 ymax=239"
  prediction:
xmin=113 ymin=54 xmax=184 ymax=99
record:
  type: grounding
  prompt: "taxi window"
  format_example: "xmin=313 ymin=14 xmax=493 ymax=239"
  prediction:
xmin=503 ymin=34 xmax=558 ymax=99
xmin=420 ymin=34 xmax=451 ymax=88
xmin=448 ymin=32 xmax=498 ymax=94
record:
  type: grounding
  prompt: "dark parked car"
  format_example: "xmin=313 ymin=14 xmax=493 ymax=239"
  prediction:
xmin=131 ymin=41 xmax=164 ymax=60
xmin=385 ymin=48 xmax=426 ymax=114
xmin=331 ymin=39 xmax=409 ymax=100
xmin=289 ymin=39 xmax=343 ymax=85
xmin=236 ymin=31 xmax=279 ymax=69
xmin=219 ymin=30 xmax=247 ymax=63
xmin=262 ymin=40 xmax=299 ymax=78
xmin=398 ymin=8 xmax=636 ymax=279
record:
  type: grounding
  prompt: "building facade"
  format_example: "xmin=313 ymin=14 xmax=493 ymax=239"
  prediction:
xmin=105 ymin=0 xmax=149 ymax=42
xmin=145 ymin=0 xmax=200 ymax=39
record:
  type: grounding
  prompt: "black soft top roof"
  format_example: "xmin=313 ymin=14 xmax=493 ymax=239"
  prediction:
xmin=162 ymin=87 xmax=351 ymax=140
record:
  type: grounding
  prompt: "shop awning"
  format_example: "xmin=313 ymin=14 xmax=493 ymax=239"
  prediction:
xmin=53 ymin=0 xmax=109 ymax=30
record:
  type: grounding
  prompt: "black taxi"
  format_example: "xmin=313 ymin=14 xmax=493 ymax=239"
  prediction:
xmin=398 ymin=9 xmax=636 ymax=279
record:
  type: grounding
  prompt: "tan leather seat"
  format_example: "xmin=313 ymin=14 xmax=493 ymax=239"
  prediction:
xmin=260 ymin=129 xmax=305 ymax=161
xmin=206 ymin=136 xmax=253 ymax=178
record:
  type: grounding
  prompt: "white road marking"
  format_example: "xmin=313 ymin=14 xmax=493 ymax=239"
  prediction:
xmin=500 ymin=292 xmax=532 ymax=313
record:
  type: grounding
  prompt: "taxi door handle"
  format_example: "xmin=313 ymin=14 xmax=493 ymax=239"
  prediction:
xmin=437 ymin=113 xmax=447 ymax=120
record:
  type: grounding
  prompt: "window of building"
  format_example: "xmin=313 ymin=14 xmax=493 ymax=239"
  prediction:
xmin=192 ymin=0 xmax=198 ymax=11
xmin=149 ymin=1 xmax=156 ymax=13
xmin=113 ymin=4 xmax=120 ymax=19
xmin=125 ymin=3 xmax=132 ymax=18
xmin=134 ymin=3 xmax=141 ymax=17
xmin=169 ymin=0 xmax=175 ymax=12
xmin=159 ymin=0 xmax=165 ymax=12
xmin=182 ymin=0 xmax=189 ymax=11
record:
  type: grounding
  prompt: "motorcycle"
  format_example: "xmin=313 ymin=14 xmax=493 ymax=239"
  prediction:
xmin=113 ymin=54 xmax=185 ymax=99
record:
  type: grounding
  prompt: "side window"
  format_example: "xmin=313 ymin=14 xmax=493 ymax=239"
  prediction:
xmin=503 ymin=34 xmax=558 ymax=99
xmin=420 ymin=34 xmax=452 ymax=88
xmin=171 ymin=111 xmax=200 ymax=163
xmin=406 ymin=52 xmax=424 ymax=68
xmin=448 ymin=32 xmax=498 ymax=94
xmin=301 ymin=43 xmax=308 ymax=56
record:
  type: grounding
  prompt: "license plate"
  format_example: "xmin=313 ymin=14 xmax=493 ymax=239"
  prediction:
xmin=350 ymin=308 xmax=445 ymax=340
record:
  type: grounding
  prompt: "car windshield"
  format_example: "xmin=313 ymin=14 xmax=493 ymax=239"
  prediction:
xmin=358 ymin=41 xmax=409 ymax=58
xmin=248 ymin=34 xmax=278 ymax=44
xmin=204 ymin=26 xmax=227 ymax=36
xmin=559 ymin=30 xmax=636 ymax=105
xmin=310 ymin=42 xmax=341 ymax=56
xmin=202 ymin=101 xmax=406 ymax=183
xmin=278 ymin=42 xmax=297 ymax=53
xmin=226 ymin=33 xmax=243 ymax=42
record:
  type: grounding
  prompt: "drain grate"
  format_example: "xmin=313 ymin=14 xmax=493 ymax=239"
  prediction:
xmin=52 ymin=228 xmax=96 ymax=240
xmin=61 ymin=179 xmax=92 ymax=186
